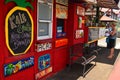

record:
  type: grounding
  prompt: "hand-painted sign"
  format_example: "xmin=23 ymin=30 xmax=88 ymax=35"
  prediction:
xmin=4 ymin=56 xmax=34 ymax=76
xmin=55 ymin=38 xmax=68 ymax=47
xmin=38 ymin=54 xmax=50 ymax=71
xmin=36 ymin=42 xmax=52 ymax=52
xmin=5 ymin=7 xmax=33 ymax=55
xmin=35 ymin=67 xmax=52 ymax=79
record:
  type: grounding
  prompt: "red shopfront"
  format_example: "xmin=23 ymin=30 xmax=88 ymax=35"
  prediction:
xmin=0 ymin=0 xmax=87 ymax=80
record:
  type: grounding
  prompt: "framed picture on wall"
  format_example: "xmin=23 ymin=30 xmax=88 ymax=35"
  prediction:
xmin=56 ymin=4 xmax=68 ymax=19
xmin=77 ymin=6 xmax=85 ymax=16
xmin=78 ymin=17 xmax=82 ymax=28
xmin=75 ymin=29 xmax=84 ymax=39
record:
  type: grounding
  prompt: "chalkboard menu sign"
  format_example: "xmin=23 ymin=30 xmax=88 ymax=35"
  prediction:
xmin=5 ymin=7 xmax=33 ymax=55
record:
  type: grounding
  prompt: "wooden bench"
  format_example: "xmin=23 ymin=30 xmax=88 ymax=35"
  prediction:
xmin=69 ymin=43 xmax=101 ymax=77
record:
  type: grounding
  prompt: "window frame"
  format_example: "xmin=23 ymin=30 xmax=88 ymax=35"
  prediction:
xmin=37 ymin=0 xmax=53 ymax=40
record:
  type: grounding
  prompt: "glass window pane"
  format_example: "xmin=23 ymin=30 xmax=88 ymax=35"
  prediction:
xmin=39 ymin=3 xmax=52 ymax=20
xmin=57 ymin=19 xmax=64 ymax=33
xmin=38 ymin=22 xmax=49 ymax=36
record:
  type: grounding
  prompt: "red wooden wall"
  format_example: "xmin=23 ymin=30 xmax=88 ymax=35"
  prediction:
xmin=0 ymin=0 xmax=36 ymax=80
xmin=0 ymin=1 xmax=5 ymax=79
xmin=67 ymin=3 xmax=85 ymax=46
xmin=52 ymin=0 xmax=69 ymax=73
xmin=0 ymin=0 xmax=87 ymax=80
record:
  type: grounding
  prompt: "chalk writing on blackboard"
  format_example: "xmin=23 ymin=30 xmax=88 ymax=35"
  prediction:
xmin=5 ymin=7 xmax=33 ymax=55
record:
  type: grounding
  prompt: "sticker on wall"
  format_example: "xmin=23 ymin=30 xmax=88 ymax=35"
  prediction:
xmin=78 ymin=17 xmax=82 ymax=28
xmin=36 ymin=42 xmax=52 ymax=52
xmin=56 ymin=32 xmax=66 ymax=38
xmin=55 ymin=38 xmax=68 ymax=47
xmin=35 ymin=67 xmax=52 ymax=79
xmin=5 ymin=0 xmax=34 ymax=55
xmin=4 ymin=56 xmax=34 ymax=76
xmin=38 ymin=54 xmax=51 ymax=71
xmin=75 ymin=30 xmax=84 ymax=39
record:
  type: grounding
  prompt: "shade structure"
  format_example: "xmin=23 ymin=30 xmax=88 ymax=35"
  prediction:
xmin=100 ymin=15 xmax=117 ymax=22
xmin=97 ymin=0 xmax=119 ymax=9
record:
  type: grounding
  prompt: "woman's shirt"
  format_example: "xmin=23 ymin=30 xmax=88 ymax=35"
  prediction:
xmin=108 ymin=27 xmax=116 ymax=39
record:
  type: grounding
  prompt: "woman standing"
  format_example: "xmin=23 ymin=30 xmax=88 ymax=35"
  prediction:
xmin=107 ymin=22 xmax=117 ymax=59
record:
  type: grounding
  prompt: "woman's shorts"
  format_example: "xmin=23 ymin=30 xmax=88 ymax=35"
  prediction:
xmin=107 ymin=38 xmax=116 ymax=49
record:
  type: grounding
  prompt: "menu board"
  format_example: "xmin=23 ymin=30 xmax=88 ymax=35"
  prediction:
xmin=5 ymin=7 xmax=33 ymax=55
xmin=88 ymin=27 xmax=99 ymax=41
xmin=56 ymin=4 xmax=68 ymax=19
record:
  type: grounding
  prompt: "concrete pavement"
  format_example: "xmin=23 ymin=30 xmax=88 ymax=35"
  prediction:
xmin=97 ymin=37 xmax=120 ymax=49
xmin=77 ymin=37 xmax=120 ymax=80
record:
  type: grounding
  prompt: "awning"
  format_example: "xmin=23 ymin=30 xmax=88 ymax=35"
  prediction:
xmin=97 ymin=0 xmax=119 ymax=9
xmin=100 ymin=15 xmax=117 ymax=22
xmin=84 ymin=0 xmax=97 ymax=4
xmin=100 ymin=8 xmax=120 ymax=14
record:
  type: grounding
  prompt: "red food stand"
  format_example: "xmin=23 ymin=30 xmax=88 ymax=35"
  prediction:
xmin=0 ymin=0 xmax=96 ymax=80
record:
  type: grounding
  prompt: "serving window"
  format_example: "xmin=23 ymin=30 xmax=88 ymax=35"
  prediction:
xmin=56 ymin=18 xmax=67 ymax=38
xmin=37 ymin=0 xmax=53 ymax=40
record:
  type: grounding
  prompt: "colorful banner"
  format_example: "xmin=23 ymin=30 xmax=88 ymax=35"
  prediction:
xmin=4 ymin=57 xmax=34 ymax=76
